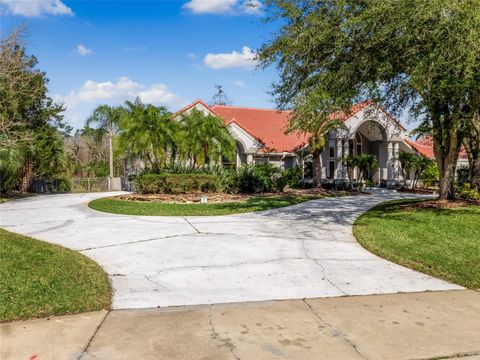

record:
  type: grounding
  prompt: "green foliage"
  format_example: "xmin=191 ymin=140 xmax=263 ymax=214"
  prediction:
xmin=49 ymin=178 xmax=72 ymax=193
xmin=352 ymin=154 xmax=378 ymax=183
xmin=396 ymin=151 xmax=435 ymax=189
xmin=259 ymin=0 xmax=480 ymax=199
xmin=0 ymin=145 xmax=23 ymax=194
xmin=421 ymin=163 xmax=440 ymax=188
xmin=0 ymin=28 xmax=66 ymax=193
xmin=283 ymin=167 xmax=303 ymax=188
xmin=234 ymin=164 xmax=287 ymax=193
xmin=178 ymin=109 xmax=235 ymax=167
xmin=133 ymin=173 xmax=221 ymax=194
xmin=457 ymin=183 xmax=480 ymax=201
xmin=456 ymin=165 xmax=471 ymax=187
xmin=118 ymin=99 xmax=179 ymax=172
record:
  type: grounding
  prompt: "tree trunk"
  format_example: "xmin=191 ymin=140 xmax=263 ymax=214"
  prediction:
xmin=437 ymin=154 xmax=458 ymax=200
xmin=312 ymin=153 xmax=322 ymax=188
xmin=19 ymin=157 xmax=34 ymax=192
xmin=471 ymin=158 xmax=480 ymax=190
xmin=433 ymin=122 xmax=462 ymax=200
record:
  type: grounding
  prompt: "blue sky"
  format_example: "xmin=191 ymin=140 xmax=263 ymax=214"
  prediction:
xmin=0 ymin=0 xmax=279 ymax=129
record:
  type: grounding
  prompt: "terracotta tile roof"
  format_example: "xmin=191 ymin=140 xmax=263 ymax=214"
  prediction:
xmin=405 ymin=138 xmax=435 ymax=159
xmin=174 ymin=99 xmax=218 ymax=117
xmin=177 ymin=99 xmax=407 ymax=153
xmin=211 ymin=105 xmax=309 ymax=152
xmin=406 ymin=136 xmax=468 ymax=160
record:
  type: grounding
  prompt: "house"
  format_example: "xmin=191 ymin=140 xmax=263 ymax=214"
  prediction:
xmin=176 ymin=99 xmax=463 ymax=187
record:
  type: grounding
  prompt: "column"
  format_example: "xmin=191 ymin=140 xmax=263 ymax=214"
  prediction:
xmin=387 ymin=142 xmax=394 ymax=182
xmin=247 ymin=153 xmax=254 ymax=165
xmin=393 ymin=142 xmax=400 ymax=181
xmin=236 ymin=152 xmax=241 ymax=169
xmin=343 ymin=139 xmax=349 ymax=179
xmin=336 ymin=139 xmax=344 ymax=180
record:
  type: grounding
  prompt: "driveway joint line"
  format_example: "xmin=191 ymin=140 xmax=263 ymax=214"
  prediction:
xmin=183 ymin=217 xmax=201 ymax=233
xmin=77 ymin=310 xmax=110 ymax=360
xmin=301 ymin=238 xmax=348 ymax=295
xmin=409 ymin=350 xmax=480 ymax=360
xmin=208 ymin=304 xmax=241 ymax=360
xmin=143 ymin=275 xmax=172 ymax=292
xmin=77 ymin=232 xmax=198 ymax=251
xmin=145 ymin=257 xmax=320 ymax=275
xmin=302 ymin=298 xmax=370 ymax=360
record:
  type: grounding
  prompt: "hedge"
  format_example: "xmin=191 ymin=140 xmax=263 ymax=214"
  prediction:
xmin=133 ymin=173 xmax=221 ymax=194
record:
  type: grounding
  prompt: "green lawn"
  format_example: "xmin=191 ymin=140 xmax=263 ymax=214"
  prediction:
xmin=353 ymin=199 xmax=480 ymax=289
xmin=0 ymin=229 xmax=111 ymax=322
xmin=89 ymin=195 xmax=324 ymax=216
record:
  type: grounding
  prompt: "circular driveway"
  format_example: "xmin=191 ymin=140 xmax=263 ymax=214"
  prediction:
xmin=0 ymin=191 xmax=462 ymax=309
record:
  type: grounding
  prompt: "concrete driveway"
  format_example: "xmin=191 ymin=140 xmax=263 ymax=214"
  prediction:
xmin=0 ymin=191 xmax=462 ymax=309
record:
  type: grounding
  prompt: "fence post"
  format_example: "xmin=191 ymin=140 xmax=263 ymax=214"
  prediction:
xmin=87 ymin=178 xmax=90 ymax=192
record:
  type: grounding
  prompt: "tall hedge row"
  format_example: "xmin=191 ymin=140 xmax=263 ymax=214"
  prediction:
xmin=133 ymin=173 xmax=221 ymax=194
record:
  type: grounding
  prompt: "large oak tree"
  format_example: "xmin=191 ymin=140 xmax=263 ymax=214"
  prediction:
xmin=258 ymin=0 xmax=480 ymax=199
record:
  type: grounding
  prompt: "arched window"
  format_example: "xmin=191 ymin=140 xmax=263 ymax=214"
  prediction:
xmin=355 ymin=132 xmax=362 ymax=155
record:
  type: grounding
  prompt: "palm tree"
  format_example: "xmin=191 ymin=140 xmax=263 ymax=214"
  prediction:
xmin=87 ymin=105 xmax=121 ymax=182
xmin=354 ymin=154 xmax=378 ymax=190
xmin=178 ymin=109 xmax=235 ymax=168
xmin=118 ymin=98 xmax=179 ymax=173
xmin=396 ymin=152 xmax=416 ymax=189
xmin=290 ymin=110 xmax=345 ymax=188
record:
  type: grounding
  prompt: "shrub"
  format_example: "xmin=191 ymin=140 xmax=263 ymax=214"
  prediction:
xmin=421 ymin=163 xmax=439 ymax=188
xmin=133 ymin=173 xmax=220 ymax=194
xmin=283 ymin=167 xmax=302 ymax=188
xmin=457 ymin=183 xmax=480 ymax=201
xmin=50 ymin=178 xmax=72 ymax=192
xmin=456 ymin=165 xmax=471 ymax=187
xmin=234 ymin=164 xmax=288 ymax=193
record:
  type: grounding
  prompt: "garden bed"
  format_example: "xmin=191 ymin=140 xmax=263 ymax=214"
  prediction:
xmin=117 ymin=188 xmax=342 ymax=204
xmin=89 ymin=188 xmax=355 ymax=216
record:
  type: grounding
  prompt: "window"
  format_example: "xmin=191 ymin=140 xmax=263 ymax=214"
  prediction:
xmin=328 ymin=161 xmax=335 ymax=179
xmin=329 ymin=146 xmax=335 ymax=158
xmin=255 ymin=157 xmax=267 ymax=165
xmin=349 ymin=139 xmax=354 ymax=156
xmin=329 ymin=140 xmax=335 ymax=158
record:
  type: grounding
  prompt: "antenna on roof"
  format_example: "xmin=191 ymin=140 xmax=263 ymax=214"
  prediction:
xmin=210 ymin=85 xmax=231 ymax=106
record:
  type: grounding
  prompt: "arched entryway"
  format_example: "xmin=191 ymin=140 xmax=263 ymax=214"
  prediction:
xmin=351 ymin=120 xmax=388 ymax=184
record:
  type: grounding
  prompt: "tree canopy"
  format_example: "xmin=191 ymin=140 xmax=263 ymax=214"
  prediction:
xmin=0 ymin=28 xmax=66 ymax=193
xmin=259 ymin=0 xmax=480 ymax=199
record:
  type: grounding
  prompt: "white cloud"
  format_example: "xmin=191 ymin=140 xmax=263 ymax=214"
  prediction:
xmin=0 ymin=0 xmax=73 ymax=17
xmin=183 ymin=0 xmax=262 ymax=15
xmin=183 ymin=0 xmax=236 ymax=14
xmin=75 ymin=44 xmax=92 ymax=56
xmin=54 ymin=77 xmax=180 ymax=128
xmin=187 ymin=52 xmax=198 ymax=60
xmin=204 ymin=46 xmax=257 ymax=70
xmin=243 ymin=0 xmax=263 ymax=14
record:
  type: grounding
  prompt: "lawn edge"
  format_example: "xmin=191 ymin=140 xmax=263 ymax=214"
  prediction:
xmin=0 ymin=228 xmax=112 ymax=323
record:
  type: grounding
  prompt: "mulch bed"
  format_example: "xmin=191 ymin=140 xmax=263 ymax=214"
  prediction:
xmin=118 ymin=188 xmax=354 ymax=204
xmin=396 ymin=199 xmax=480 ymax=210
xmin=397 ymin=188 xmax=436 ymax=195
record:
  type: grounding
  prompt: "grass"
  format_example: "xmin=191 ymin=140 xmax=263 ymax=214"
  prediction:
xmin=89 ymin=194 xmax=325 ymax=216
xmin=353 ymin=199 xmax=480 ymax=289
xmin=0 ymin=228 xmax=111 ymax=322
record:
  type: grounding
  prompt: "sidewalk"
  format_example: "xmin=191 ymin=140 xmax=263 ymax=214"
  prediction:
xmin=2 ymin=290 xmax=479 ymax=360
